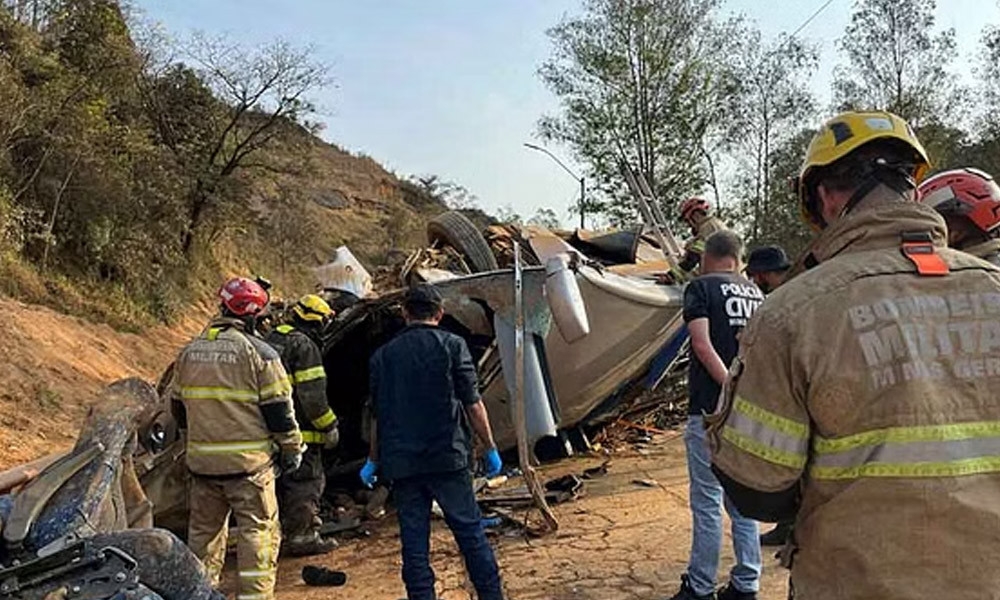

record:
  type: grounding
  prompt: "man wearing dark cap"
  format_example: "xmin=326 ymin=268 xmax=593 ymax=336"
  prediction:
xmin=744 ymin=245 xmax=791 ymax=295
xmin=363 ymin=284 xmax=505 ymax=600
xmin=743 ymin=245 xmax=794 ymax=548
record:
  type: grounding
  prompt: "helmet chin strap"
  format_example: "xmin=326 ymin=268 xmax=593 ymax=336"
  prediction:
xmin=242 ymin=314 xmax=259 ymax=334
xmin=837 ymin=177 xmax=882 ymax=221
xmin=838 ymin=161 xmax=915 ymax=220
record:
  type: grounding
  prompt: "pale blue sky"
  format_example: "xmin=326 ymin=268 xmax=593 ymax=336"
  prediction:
xmin=133 ymin=1 xmax=1000 ymax=226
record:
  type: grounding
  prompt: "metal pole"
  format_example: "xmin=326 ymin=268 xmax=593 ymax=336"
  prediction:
xmin=514 ymin=242 xmax=525 ymax=463
xmin=511 ymin=242 xmax=558 ymax=533
xmin=523 ymin=143 xmax=585 ymax=230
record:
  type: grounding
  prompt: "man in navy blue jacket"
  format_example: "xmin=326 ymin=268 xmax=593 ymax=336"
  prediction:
xmin=363 ymin=284 xmax=504 ymax=600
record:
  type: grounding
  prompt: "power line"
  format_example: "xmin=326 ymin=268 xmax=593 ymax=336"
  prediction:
xmin=788 ymin=0 xmax=838 ymax=41
xmin=762 ymin=0 xmax=839 ymax=64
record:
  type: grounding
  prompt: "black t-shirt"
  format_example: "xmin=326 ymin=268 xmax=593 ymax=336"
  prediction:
xmin=683 ymin=272 xmax=763 ymax=415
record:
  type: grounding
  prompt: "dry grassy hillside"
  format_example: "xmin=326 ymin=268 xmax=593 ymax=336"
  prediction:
xmin=0 ymin=296 xmax=208 ymax=469
xmin=0 ymin=123 xmax=451 ymax=468
xmin=217 ymin=125 xmax=493 ymax=297
xmin=0 ymin=132 xmax=493 ymax=468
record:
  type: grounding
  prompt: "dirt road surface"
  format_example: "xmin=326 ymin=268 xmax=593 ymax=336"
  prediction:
xmin=266 ymin=434 xmax=789 ymax=600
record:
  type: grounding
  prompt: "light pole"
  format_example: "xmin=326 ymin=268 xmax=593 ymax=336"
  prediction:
xmin=523 ymin=142 xmax=586 ymax=229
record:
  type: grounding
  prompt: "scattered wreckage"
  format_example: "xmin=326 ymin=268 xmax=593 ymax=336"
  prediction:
xmin=11 ymin=208 xmax=691 ymax=518
xmin=0 ymin=379 xmax=221 ymax=600
xmin=0 ymin=175 xmax=692 ymax=592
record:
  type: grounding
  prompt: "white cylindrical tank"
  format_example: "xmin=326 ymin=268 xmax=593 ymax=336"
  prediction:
xmin=544 ymin=254 xmax=590 ymax=344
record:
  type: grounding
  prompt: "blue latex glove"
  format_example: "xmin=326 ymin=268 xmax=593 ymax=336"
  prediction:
xmin=484 ymin=447 xmax=503 ymax=478
xmin=360 ymin=458 xmax=378 ymax=488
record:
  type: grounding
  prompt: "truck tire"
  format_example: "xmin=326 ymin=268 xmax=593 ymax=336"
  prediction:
xmin=427 ymin=211 xmax=499 ymax=273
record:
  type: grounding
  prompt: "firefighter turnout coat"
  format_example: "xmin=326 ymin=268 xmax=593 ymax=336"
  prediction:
xmin=709 ymin=187 xmax=1000 ymax=599
xmin=676 ymin=215 xmax=730 ymax=277
xmin=965 ymin=238 xmax=1000 ymax=268
xmin=688 ymin=215 xmax=728 ymax=256
xmin=265 ymin=324 xmax=336 ymax=444
xmin=172 ymin=317 xmax=302 ymax=476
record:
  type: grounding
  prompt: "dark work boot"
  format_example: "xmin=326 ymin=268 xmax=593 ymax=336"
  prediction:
xmin=668 ymin=574 xmax=716 ymax=600
xmin=282 ymin=530 xmax=338 ymax=557
xmin=759 ymin=520 xmax=794 ymax=547
xmin=717 ymin=583 xmax=757 ymax=600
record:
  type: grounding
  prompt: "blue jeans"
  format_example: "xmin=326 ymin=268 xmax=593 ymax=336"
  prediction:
xmin=684 ymin=415 xmax=762 ymax=596
xmin=394 ymin=469 xmax=503 ymax=600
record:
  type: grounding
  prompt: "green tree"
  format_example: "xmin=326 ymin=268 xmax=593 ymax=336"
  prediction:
xmin=725 ymin=128 xmax=816 ymax=260
xmin=527 ymin=207 xmax=561 ymax=229
xmin=982 ymin=25 xmax=1000 ymax=125
xmin=724 ymin=28 xmax=818 ymax=244
xmin=832 ymin=0 xmax=959 ymax=128
xmin=963 ymin=24 xmax=1000 ymax=177
xmin=139 ymin=33 xmax=330 ymax=257
xmin=409 ymin=174 xmax=479 ymax=210
xmin=2 ymin=0 xmax=57 ymax=29
xmin=262 ymin=190 xmax=322 ymax=289
xmin=496 ymin=204 xmax=522 ymax=225
xmin=538 ymin=0 xmax=736 ymax=225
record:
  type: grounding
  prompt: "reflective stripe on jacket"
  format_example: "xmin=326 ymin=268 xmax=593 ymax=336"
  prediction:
xmin=710 ymin=188 xmax=1000 ymax=600
xmin=265 ymin=324 xmax=336 ymax=445
xmin=173 ymin=317 xmax=301 ymax=476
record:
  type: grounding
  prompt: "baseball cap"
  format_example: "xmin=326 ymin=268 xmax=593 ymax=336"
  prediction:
xmin=404 ymin=283 xmax=444 ymax=308
xmin=746 ymin=246 xmax=791 ymax=275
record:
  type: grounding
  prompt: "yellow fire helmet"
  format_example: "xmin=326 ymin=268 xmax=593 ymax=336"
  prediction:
xmin=797 ymin=110 xmax=931 ymax=230
xmin=292 ymin=294 xmax=334 ymax=323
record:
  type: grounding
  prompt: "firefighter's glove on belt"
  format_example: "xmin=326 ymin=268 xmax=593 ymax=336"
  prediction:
xmin=359 ymin=458 xmax=378 ymax=488
xmin=323 ymin=426 xmax=340 ymax=450
xmin=280 ymin=447 xmax=303 ymax=473
xmin=484 ymin=447 xmax=503 ymax=478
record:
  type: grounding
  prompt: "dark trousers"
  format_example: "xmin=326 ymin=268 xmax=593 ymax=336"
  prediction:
xmin=393 ymin=469 xmax=503 ymax=600
xmin=277 ymin=444 xmax=325 ymax=535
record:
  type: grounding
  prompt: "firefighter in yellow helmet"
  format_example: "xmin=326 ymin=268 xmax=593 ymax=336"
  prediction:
xmin=708 ymin=111 xmax=1000 ymax=599
xmin=172 ymin=277 xmax=302 ymax=600
xmin=265 ymin=294 xmax=340 ymax=556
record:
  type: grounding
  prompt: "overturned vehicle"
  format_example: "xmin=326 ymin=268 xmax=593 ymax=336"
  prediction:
xmin=136 ymin=210 xmax=692 ymax=533
xmin=0 ymin=211 xmax=691 ymax=554
xmin=316 ymin=212 xmax=690 ymax=452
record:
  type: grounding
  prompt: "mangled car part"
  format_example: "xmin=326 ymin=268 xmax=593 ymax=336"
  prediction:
xmin=0 ymin=539 xmax=141 ymax=600
xmin=0 ymin=379 xmax=221 ymax=600
xmin=376 ymin=213 xmax=688 ymax=453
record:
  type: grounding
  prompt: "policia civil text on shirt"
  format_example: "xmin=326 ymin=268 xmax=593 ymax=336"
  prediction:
xmin=361 ymin=284 xmax=505 ymax=600
xmin=670 ymin=230 xmax=763 ymax=600
xmin=265 ymin=294 xmax=340 ymax=557
xmin=171 ymin=277 xmax=302 ymax=600
xmin=709 ymin=110 xmax=1000 ymax=600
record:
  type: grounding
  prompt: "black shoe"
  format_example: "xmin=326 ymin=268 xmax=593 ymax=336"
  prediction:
xmin=302 ymin=565 xmax=347 ymax=586
xmin=717 ymin=583 xmax=757 ymax=600
xmin=668 ymin=574 xmax=716 ymax=600
xmin=759 ymin=521 xmax=793 ymax=547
